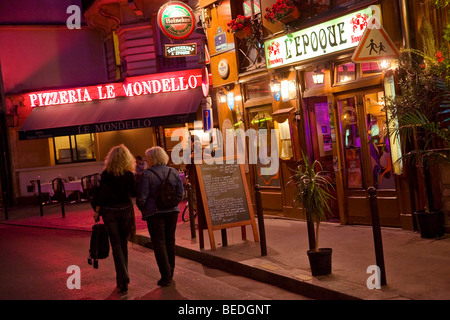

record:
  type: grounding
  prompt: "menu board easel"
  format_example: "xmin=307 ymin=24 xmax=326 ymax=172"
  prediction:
xmin=195 ymin=162 xmax=259 ymax=250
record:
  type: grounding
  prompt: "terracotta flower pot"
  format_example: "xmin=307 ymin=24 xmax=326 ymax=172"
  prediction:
xmin=234 ymin=26 xmax=252 ymax=39
xmin=280 ymin=6 xmax=300 ymax=24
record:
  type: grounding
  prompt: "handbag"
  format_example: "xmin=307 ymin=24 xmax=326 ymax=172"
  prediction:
xmin=87 ymin=222 xmax=110 ymax=269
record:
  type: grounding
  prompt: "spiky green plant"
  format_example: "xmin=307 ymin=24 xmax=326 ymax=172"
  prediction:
xmin=292 ymin=152 xmax=335 ymax=251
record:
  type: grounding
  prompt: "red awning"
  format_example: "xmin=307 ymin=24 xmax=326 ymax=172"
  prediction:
xmin=19 ymin=88 xmax=204 ymax=140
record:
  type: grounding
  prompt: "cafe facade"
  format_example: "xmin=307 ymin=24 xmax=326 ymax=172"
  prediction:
xmin=201 ymin=0 xmax=417 ymax=229
xmin=0 ymin=0 xmax=213 ymax=204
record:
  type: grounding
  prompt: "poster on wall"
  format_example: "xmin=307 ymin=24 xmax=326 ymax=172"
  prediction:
xmin=346 ymin=147 xmax=363 ymax=189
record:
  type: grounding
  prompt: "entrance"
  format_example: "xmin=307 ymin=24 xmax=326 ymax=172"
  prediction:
xmin=335 ymin=89 xmax=400 ymax=226
xmin=304 ymin=96 xmax=339 ymax=220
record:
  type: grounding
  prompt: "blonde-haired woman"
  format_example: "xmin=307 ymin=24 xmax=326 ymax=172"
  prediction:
xmin=92 ymin=144 xmax=137 ymax=294
xmin=137 ymin=146 xmax=183 ymax=287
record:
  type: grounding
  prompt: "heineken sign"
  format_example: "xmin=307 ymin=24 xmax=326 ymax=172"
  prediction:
xmin=264 ymin=7 xmax=374 ymax=69
xmin=157 ymin=1 xmax=195 ymax=40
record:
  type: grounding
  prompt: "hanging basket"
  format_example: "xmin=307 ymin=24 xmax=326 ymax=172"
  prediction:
xmin=280 ymin=6 xmax=300 ymax=24
xmin=234 ymin=26 xmax=252 ymax=39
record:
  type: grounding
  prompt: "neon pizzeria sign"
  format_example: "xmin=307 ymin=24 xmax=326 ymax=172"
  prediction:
xmin=264 ymin=7 xmax=374 ymax=69
xmin=22 ymin=69 xmax=203 ymax=108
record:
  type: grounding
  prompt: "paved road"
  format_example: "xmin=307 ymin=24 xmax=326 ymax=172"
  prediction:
xmin=0 ymin=224 xmax=311 ymax=302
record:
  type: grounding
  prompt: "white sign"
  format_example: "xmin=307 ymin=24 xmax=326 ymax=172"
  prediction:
xmin=351 ymin=17 xmax=398 ymax=63
xmin=264 ymin=7 xmax=375 ymax=68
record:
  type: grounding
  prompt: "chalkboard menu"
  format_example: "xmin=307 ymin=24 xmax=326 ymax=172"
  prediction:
xmin=195 ymin=163 xmax=259 ymax=250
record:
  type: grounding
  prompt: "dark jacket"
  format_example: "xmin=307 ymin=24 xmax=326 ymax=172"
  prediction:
xmin=136 ymin=165 xmax=184 ymax=220
xmin=92 ymin=170 xmax=137 ymax=209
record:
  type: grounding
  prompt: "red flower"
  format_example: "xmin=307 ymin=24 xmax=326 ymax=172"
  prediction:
xmin=435 ymin=51 xmax=444 ymax=63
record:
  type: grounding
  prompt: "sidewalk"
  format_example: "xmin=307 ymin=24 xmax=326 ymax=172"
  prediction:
xmin=1 ymin=201 xmax=449 ymax=300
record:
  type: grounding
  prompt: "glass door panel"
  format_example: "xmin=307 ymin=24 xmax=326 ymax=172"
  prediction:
xmin=364 ymin=91 xmax=395 ymax=189
xmin=338 ymin=97 xmax=364 ymax=189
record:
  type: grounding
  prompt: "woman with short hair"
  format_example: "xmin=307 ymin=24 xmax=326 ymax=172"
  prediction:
xmin=137 ymin=146 xmax=184 ymax=287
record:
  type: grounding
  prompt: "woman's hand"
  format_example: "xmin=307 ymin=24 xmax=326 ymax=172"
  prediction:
xmin=93 ymin=208 xmax=100 ymax=222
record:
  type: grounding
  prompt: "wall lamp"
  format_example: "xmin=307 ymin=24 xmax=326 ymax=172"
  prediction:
xmin=312 ymin=65 xmax=325 ymax=84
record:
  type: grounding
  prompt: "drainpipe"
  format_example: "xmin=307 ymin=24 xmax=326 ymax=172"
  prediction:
xmin=398 ymin=0 xmax=412 ymax=50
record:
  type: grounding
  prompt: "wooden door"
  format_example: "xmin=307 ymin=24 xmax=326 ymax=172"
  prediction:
xmin=335 ymin=90 xmax=401 ymax=226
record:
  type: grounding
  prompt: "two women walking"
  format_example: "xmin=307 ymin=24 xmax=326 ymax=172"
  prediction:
xmin=93 ymin=144 xmax=183 ymax=293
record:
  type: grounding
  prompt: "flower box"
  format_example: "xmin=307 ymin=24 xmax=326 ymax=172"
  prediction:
xmin=234 ymin=26 xmax=252 ymax=39
xmin=280 ymin=6 xmax=300 ymax=24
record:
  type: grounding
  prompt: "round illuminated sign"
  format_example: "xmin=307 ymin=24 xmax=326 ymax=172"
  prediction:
xmin=218 ymin=59 xmax=229 ymax=79
xmin=157 ymin=1 xmax=195 ymax=40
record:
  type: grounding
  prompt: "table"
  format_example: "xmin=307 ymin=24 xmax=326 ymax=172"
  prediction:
xmin=64 ymin=180 xmax=83 ymax=196
xmin=38 ymin=182 xmax=54 ymax=197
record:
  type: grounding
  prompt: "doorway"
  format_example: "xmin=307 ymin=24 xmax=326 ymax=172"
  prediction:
xmin=304 ymin=96 xmax=339 ymax=220
xmin=335 ymin=90 xmax=400 ymax=226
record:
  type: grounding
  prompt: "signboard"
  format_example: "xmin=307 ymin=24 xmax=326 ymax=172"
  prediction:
xmin=164 ymin=43 xmax=197 ymax=57
xmin=9 ymin=69 xmax=207 ymax=108
xmin=351 ymin=17 xmax=398 ymax=63
xmin=264 ymin=7 xmax=374 ymax=69
xmin=157 ymin=1 xmax=195 ymax=40
xmin=214 ymin=27 xmax=227 ymax=53
xmin=195 ymin=163 xmax=259 ymax=250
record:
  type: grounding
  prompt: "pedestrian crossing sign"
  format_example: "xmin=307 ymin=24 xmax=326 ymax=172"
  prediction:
xmin=351 ymin=16 xmax=399 ymax=63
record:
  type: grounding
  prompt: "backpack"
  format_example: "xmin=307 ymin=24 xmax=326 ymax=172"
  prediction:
xmin=149 ymin=168 xmax=183 ymax=210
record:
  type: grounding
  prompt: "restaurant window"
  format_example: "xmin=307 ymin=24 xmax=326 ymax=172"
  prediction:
xmin=53 ymin=134 xmax=96 ymax=164
xmin=248 ymin=106 xmax=281 ymax=187
xmin=245 ymin=80 xmax=270 ymax=100
xmin=335 ymin=62 xmax=356 ymax=83
xmin=361 ymin=62 xmax=383 ymax=78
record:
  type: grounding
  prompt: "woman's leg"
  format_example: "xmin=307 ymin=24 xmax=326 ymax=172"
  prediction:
xmin=147 ymin=213 xmax=172 ymax=285
xmin=103 ymin=210 xmax=129 ymax=291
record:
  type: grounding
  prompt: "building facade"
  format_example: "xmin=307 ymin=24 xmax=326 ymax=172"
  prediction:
xmin=0 ymin=0 xmax=213 ymax=205
xmin=199 ymin=0 xmax=449 ymax=231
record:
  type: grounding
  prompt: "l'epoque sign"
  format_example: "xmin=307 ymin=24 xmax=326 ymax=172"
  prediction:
xmin=264 ymin=7 xmax=374 ymax=69
xmin=18 ymin=69 xmax=205 ymax=108
xmin=164 ymin=43 xmax=197 ymax=57
xmin=157 ymin=1 xmax=195 ymax=40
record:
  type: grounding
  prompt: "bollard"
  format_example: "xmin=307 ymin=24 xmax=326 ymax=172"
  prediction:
xmin=3 ymin=191 xmax=8 ymax=220
xmin=367 ymin=186 xmax=387 ymax=286
xmin=186 ymin=183 xmax=196 ymax=239
xmin=254 ymin=184 xmax=267 ymax=256
xmin=37 ymin=179 xmax=44 ymax=217
xmin=59 ymin=178 xmax=65 ymax=218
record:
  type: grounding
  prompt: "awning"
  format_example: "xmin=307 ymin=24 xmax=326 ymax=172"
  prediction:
xmin=19 ymin=88 xmax=204 ymax=140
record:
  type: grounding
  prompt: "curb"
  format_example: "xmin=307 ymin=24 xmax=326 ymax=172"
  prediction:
xmin=134 ymin=234 xmax=361 ymax=300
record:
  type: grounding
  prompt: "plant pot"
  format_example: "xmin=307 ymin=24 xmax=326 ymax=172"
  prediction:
xmin=414 ymin=210 xmax=445 ymax=239
xmin=307 ymin=248 xmax=332 ymax=276
xmin=280 ymin=7 xmax=301 ymax=24
xmin=234 ymin=26 xmax=252 ymax=39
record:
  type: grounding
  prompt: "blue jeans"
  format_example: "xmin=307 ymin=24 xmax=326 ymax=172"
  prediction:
xmin=102 ymin=204 xmax=134 ymax=288
xmin=146 ymin=212 xmax=179 ymax=281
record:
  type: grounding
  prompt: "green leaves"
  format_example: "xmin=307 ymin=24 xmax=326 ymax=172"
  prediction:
xmin=292 ymin=152 xmax=335 ymax=222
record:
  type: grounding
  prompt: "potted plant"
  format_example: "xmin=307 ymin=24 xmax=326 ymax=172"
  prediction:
xmin=292 ymin=152 xmax=335 ymax=276
xmin=227 ymin=15 xmax=252 ymax=39
xmin=264 ymin=0 xmax=301 ymax=24
xmin=385 ymin=19 xmax=449 ymax=238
